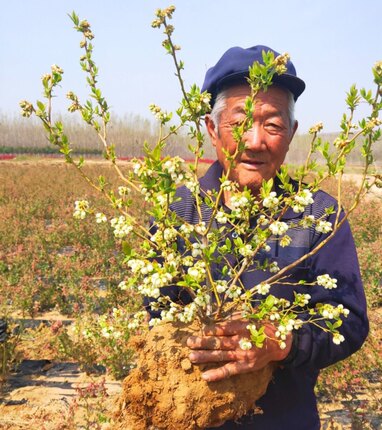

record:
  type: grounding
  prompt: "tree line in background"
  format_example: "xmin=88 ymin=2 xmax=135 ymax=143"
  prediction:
xmin=0 ymin=112 xmax=381 ymax=165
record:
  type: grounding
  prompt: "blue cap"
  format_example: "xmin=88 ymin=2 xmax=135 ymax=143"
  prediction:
xmin=201 ymin=45 xmax=305 ymax=107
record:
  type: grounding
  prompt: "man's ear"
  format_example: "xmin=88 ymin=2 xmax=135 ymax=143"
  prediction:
xmin=289 ymin=120 xmax=298 ymax=145
xmin=205 ymin=115 xmax=218 ymax=147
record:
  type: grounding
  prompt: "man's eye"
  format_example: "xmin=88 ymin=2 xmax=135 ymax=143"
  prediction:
xmin=265 ymin=122 xmax=283 ymax=131
xmin=230 ymin=120 xmax=244 ymax=128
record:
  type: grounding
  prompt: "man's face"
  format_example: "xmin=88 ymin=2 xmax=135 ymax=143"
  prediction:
xmin=206 ymin=84 xmax=298 ymax=195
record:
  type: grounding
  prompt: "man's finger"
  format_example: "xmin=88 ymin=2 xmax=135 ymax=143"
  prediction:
xmin=189 ymin=349 xmax=256 ymax=363
xmin=201 ymin=360 xmax=257 ymax=382
xmin=189 ymin=349 xmax=236 ymax=363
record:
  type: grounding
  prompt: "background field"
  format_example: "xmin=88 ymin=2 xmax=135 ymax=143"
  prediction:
xmin=1 ymin=114 xmax=382 ymax=167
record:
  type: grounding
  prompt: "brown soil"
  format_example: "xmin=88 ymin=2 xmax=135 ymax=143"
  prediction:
xmin=114 ymin=321 xmax=275 ymax=430
xmin=0 ymin=360 xmax=121 ymax=430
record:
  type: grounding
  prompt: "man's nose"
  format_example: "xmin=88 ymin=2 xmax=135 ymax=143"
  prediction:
xmin=243 ymin=123 xmax=264 ymax=151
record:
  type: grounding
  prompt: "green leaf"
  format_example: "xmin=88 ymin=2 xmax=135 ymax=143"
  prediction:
xmin=122 ymin=241 xmax=133 ymax=256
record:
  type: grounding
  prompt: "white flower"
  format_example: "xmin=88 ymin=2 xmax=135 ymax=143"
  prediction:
xmin=255 ymin=283 xmax=271 ymax=295
xmin=118 ymin=281 xmax=128 ymax=290
xmin=239 ymin=244 xmax=254 ymax=257
xmin=275 ymin=324 xmax=288 ymax=340
xmin=315 ymin=220 xmax=333 ymax=233
xmin=285 ymin=319 xmax=296 ymax=332
xmin=269 ymin=221 xmax=289 ymax=236
xmin=188 ymin=265 xmax=206 ymax=282
xmin=317 ymin=274 xmax=337 ymax=289
xmin=133 ymin=162 xmax=141 ymax=175
xmin=230 ymin=195 xmax=249 ymax=209
xmin=195 ymin=222 xmax=207 ymax=235
xmin=270 ymin=313 xmax=280 ymax=321
xmin=226 ymin=285 xmax=242 ymax=299
xmin=185 ymin=179 xmax=199 ymax=193
xmin=127 ymin=259 xmax=145 ymax=274
xmin=216 ymin=210 xmax=228 ymax=224
xmin=322 ymin=309 xmax=334 ymax=319
xmin=279 ymin=235 xmax=292 ymax=247
xmin=269 ymin=261 xmax=280 ymax=273
xmin=293 ymin=189 xmax=314 ymax=208
xmin=51 ymin=64 xmax=63 ymax=74
xmin=179 ymin=223 xmax=194 ymax=236
xmin=191 ymin=242 xmax=203 ymax=258
xmin=148 ymin=318 xmax=161 ymax=327
xmin=140 ymin=262 xmax=154 ymax=275
xmin=118 ymin=186 xmax=130 ymax=196
xmin=194 ymin=293 xmax=210 ymax=308
xmin=156 ymin=193 xmax=168 ymax=206
xmin=101 ymin=327 xmax=111 ymax=338
xmin=333 ymin=333 xmax=345 ymax=345
xmin=257 ymin=215 xmax=269 ymax=226
xmin=73 ymin=200 xmax=89 ymax=220
xmin=338 ymin=304 xmax=350 ymax=317
xmin=263 ymin=192 xmax=279 ymax=209
xmin=163 ymin=227 xmax=177 ymax=242
xmin=262 ymin=243 xmax=271 ymax=252
xmin=110 ymin=216 xmax=133 ymax=238
xmin=221 ymin=180 xmax=234 ymax=191
xmin=177 ymin=303 xmax=197 ymax=323
xmin=182 ymin=256 xmax=194 ymax=266
xmin=239 ymin=338 xmax=253 ymax=350
xmin=301 ymin=215 xmax=315 ymax=228
xmin=95 ymin=212 xmax=107 ymax=223
xmin=216 ymin=280 xmax=228 ymax=294
xmin=294 ymin=293 xmax=311 ymax=306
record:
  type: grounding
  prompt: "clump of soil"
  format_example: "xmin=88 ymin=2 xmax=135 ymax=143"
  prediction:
xmin=114 ymin=321 xmax=275 ymax=430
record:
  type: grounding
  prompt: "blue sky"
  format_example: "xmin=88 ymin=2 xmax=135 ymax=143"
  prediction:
xmin=1 ymin=0 xmax=381 ymax=133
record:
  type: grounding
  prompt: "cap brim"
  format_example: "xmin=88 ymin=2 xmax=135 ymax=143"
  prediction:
xmin=212 ymin=71 xmax=305 ymax=104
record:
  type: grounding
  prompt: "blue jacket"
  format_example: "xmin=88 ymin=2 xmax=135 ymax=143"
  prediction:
xmin=148 ymin=161 xmax=369 ymax=430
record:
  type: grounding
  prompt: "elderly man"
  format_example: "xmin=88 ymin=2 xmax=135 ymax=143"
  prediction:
xmin=171 ymin=45 xmax=368 ymax=429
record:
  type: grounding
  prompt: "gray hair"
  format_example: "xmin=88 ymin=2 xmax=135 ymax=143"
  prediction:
xmin=209 ymin=86 xmax=296 ymax=133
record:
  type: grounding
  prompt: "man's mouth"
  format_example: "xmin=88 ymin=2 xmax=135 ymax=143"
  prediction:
xmin=239 ymin=159 xmax=265 ymax=168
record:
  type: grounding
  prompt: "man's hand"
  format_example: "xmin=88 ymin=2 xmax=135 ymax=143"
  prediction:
xmin=187 ymin=319 xmax=292 ymax=382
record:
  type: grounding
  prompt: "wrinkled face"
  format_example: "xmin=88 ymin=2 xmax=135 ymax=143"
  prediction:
xmin=206 ymin=84 xmax=297 ymax=197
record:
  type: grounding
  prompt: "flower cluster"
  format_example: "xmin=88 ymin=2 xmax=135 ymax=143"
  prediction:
xmin=185 ymin=178 xmax=200 ymax=193
xmin=315 ymin=220 xmax=333 ymax=233
xmin=263 ymin=191 xmax=279 ymax=209
xmin=309 ymin=122 xmax=324 ymax=134
xmin=118 ymin=186 xmax=130 ymax=196
xmin=215 ymin=210 xmax=228 ymax=224
xmin=162 ymin=156 xmax=186 ymax=185
xmin=300 ymin=215 xmax=315 ymax=228
xmin=226 ymin=284 xmax=242 ymax=299
xmin=20 ymin=100 xmax=34 ymax=117
xmin=255 ymin=283 xmax=271 ymax=295
xmin=95 ymin=212 xmax=107 ymax=223
xmin=149 ymin=103 xmax=172 ymax=124
xmin=317 ymin=274 xmax=338 ymax=289
xmin=292 ymin=189 xmax=314 ymax=213
xmin=239 ymin=338 xmax=253 ymax=350
xmin=320 ymin=303 xmax=349 ymax=320
xmin=269 ymin=221 xmax=289 ymax=236
xmin=187 ymin=261 xmax=206 ymax=282
xmin=73 ymin=199 xmax=89 ymax=219
xmin=110 ymin=216 xmax=133 ymax=238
